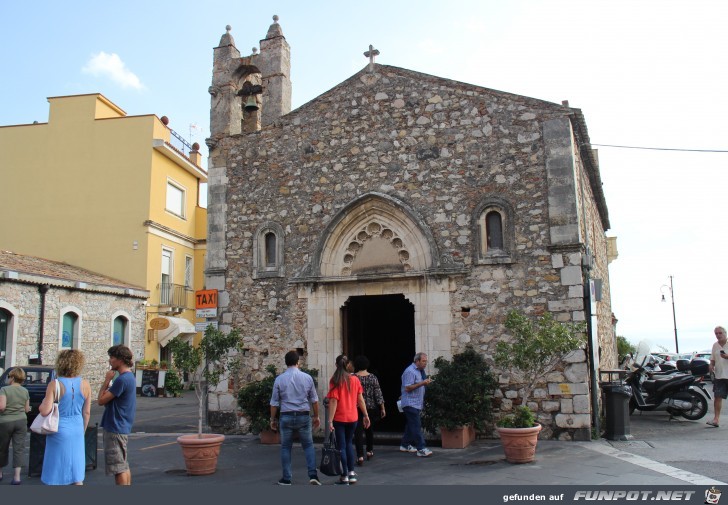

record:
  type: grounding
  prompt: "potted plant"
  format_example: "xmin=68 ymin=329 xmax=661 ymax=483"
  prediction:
xmin=237 ymin=364 xmax=319 ymax=444
xmin=150 ymin=358 xmax=159 ymax=369
xmin=237 ymin=365 xmax=279 ymax=444
xmin=168 ymin=325 xmax=240 ymax=475
xmin=164 ymin=367 xmax=183 ymax=397
xmin=494 ymin=310 xmax=586 ymax=463
xmin=136 ymin=359 xmax=149 ymax=370
xmin=422 ymin=346 xmax=497 ymax=448
xmin=159 ymin=360 xmax=169 ymax=370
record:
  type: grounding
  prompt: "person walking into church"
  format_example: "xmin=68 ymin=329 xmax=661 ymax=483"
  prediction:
xmin=327 ymin=355 xmax=370 ymax=485
xmin=399 ymin=352 xmax=433 ymax=457
xmin=270 ymin=350 xmax=322 ymax=485
xmin=353 ymin=355 xmax=385 ymax=465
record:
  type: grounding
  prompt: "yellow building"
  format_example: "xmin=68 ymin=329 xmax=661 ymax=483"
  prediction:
xmin=0 ymin=93 xmax=207 ymax=362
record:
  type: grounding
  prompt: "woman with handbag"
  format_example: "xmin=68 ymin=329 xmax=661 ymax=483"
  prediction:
xmin=326 ymin=355 xmax=370 ymax=485
xmin=353 ymin=355 xmax=386 ymax=465
xmin=39 ymin=350 xmax=91 ymax=485
xmin=0 ymin=367 xmax=31 ymax=484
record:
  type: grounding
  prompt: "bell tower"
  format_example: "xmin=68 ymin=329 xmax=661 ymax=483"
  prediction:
xmin=257 ymin=15 xmax=291 ymax=126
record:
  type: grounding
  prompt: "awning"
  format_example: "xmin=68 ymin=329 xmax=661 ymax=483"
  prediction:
xmin=156 ymin=316 xmax=197 ymax=347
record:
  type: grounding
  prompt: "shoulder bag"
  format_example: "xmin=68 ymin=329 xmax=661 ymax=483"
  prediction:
xmin=30 ymin=379 xmax=60 ymax=435
xmin=319 ymin=430 xmax=343 ymax=477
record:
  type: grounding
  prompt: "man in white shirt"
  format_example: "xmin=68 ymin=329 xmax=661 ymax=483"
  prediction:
xmin=708 ymin=326 xmax=728 ymax=427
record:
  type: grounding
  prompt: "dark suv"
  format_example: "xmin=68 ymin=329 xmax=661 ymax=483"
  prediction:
xmin=0 ymin=365 xmax=56 ymax=426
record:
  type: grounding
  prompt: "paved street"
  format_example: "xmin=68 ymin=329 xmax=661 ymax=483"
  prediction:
xmin=3 ymin=386 xmax=725 ymax=487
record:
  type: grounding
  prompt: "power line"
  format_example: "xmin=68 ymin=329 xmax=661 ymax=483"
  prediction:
xmin=590 ymin=143 xmax=728 ymax=153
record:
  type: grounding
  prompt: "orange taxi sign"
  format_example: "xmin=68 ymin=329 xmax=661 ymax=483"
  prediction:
xmin=195 ymin=289 xmax=218 ymax=309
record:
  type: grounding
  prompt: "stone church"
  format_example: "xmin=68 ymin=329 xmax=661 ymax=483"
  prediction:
xmin=205 ymin=18 xmax=617 ymax=440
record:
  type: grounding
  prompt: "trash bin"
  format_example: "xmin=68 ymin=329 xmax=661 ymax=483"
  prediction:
xmin=600 ymin=382 xmax=632 ymax=441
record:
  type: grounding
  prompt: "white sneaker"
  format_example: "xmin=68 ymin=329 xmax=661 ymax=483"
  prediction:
xmin=399 ymin=445 xmax=417 ymax=453
xmin=416 ymin=448 xmax=433 ymax=457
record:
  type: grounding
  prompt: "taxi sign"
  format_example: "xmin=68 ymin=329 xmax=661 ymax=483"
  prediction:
xmin=195 ymin=289 xmax=218 ymax=309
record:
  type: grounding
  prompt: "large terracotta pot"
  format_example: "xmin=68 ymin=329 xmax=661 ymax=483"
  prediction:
xmin=496 ymin=424 xmax=542 ymax=463
xmin=259 ymin=429 xmax=281 ymax=445
xmin=177 ymin=433 xmax=225 ymax=475
xmin=440 ymin=425 xmax=476 ymax=449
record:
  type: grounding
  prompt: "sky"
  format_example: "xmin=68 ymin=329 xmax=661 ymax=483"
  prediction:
xmin=2 ymin=0 xmax=726 ymax=355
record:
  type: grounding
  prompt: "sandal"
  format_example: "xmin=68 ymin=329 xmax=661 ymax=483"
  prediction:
xmin=356 ymin=457 xmax=364 ymax=466
xmin=366 ymin=451 xmax=374 ymax=460
xmin=707 ymin=421 xmax=720 ymax=428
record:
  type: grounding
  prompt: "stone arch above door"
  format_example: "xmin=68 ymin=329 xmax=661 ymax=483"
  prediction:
xmin=301 ymin=193 xmax=445 ymax=281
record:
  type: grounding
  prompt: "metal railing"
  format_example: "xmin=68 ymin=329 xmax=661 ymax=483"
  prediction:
xmin=169 ymin=128 xmax=193 ymax=157
xmin=157 ymin=283 xmax=192 ymax=309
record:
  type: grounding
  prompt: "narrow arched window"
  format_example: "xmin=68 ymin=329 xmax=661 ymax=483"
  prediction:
xmin=253 ymin=222 xmax=285 ymax=279
xmin=62 ymin=312 xmax=78 ymax=349
xmin=113 ymin=316 xmax=128 ymax=346
xmin=265 ymin=232 xmax=277 ymax=267
xmin=486 ymin=211 xmax=503 ymax=250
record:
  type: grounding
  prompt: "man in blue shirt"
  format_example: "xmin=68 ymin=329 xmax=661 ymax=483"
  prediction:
xmin=98 ymin=345 xmax=137 ymax=485
xmin=399 ymin=352 xmax=433 ymax=457
xmin=270 ymin=350 xmax=321 ymax=485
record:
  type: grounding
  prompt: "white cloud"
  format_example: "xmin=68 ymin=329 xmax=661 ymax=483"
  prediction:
xmin=82 ymin=52 xmax=144 ymax=90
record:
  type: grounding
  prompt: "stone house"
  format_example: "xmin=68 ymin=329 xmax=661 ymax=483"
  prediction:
xmin=0 ymin=250 xmax=148 ymax=390
xmin=205 ymin=19 xmax=618 ymax=439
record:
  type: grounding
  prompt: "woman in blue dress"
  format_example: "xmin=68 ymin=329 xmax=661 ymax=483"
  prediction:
xmin=39 ymin=350 xmax=91 ymax=485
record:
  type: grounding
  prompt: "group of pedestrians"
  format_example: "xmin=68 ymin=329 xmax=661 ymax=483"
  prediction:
xmin=0 ymin=344 xmax=136 ymax=485
xmin=270 ymin=350 xmax=433 ymax=485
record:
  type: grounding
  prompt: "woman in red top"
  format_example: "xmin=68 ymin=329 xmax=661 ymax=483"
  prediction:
xmin=327 ymin=355 xmax=370 ymax=485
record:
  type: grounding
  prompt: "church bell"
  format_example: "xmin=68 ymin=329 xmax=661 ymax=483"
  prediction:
xmin=243 ymin=96 xmax=259 ymax=112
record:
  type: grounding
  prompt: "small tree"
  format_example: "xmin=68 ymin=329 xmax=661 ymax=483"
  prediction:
xmin=169 ymin=325 xmax=240 ymax=437
xmin=616 ymin=336 xmax=636 ymax=364
xmin=422 ymin=346 xmax=497 ymax=432
xmin=495 ymin=310 xmax=586 ymax=408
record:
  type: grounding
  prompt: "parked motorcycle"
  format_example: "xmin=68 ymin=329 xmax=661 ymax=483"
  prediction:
xmin=627 ymin=352 xmax=711 ymax=420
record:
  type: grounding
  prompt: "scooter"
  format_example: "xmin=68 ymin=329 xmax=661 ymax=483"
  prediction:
xmin=626 ymin=354 xmax=711 ymax=420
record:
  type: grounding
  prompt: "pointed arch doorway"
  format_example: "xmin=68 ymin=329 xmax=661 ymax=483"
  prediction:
xmin=342 ymin=294 xmax=414 ymax=432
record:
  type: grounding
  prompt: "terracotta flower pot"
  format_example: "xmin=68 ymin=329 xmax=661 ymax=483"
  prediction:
xmin=177 ymin=433 xmax=225 ymax=475
xmin=440 ymin=425 xmax=476 ymax=449
xmin=259 ymin=429 xmax=281 ymax=445
xmin=496 ymin=424 xmax=542 ymax=463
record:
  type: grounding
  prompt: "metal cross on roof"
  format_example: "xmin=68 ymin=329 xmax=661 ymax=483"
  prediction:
xmin=363 ymin=44 xmax=380 ymax=72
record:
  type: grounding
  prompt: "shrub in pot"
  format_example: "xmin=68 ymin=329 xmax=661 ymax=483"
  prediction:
xmin=168 ymin=325 xmax=240 ymax=475
xmin=164 ymin=367 xmax=184 ymax=397
xmin=237 ymin=364 xmax=319 ymax=444
xmin=494 ymin=310 xmax=586 ymax=463
xmin=422 ymin=346 xmax=497 ymax=448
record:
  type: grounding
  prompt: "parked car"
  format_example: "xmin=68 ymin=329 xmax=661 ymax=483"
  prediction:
xmin=651 ymin=353 xmax=678 ymax=370
xmin=0 ymin=365 xmax=56 ymax=426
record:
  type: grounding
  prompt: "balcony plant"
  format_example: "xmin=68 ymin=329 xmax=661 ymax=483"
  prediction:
xmin=168 ymin=325 xmax=240 ymax=475
xmin=494 ymin=310 xmax=586 ymax=463
xmin=421 ymin=346 xmax=497 ymax=448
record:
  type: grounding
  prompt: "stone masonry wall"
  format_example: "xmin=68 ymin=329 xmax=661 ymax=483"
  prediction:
xmin=0 ymin=281 xmax=146 ymax=390
xmin=209 ymin=65 xmax=612 ymax=438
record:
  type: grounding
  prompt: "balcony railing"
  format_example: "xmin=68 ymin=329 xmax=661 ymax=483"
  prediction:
xmin=169 ymin=128 xmax=193 ymax=157
xmin=157 ymin=283 xmax=193 ymax=310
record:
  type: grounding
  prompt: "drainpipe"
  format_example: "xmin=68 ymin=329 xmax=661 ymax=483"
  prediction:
xmin=38 ymin=284 xmax=50 ymax=364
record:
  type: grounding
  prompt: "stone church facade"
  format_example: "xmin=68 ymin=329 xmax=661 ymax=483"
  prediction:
xmin=205 ymin=19 xmax=617 ymax=439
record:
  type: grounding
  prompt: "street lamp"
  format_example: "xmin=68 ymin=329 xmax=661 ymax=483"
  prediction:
xmin=660 ymin=276 xmax=679 ymax=353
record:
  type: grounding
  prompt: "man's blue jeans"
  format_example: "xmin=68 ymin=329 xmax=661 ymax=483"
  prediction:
xmin=279 ymin=413 xmax=317 ymax=481
xmin=401 ymin=406 xmax=426 ymax=450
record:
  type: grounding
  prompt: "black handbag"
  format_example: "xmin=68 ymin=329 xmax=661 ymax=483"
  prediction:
xmin=319 ymin=431 xmax=343 ymax=477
